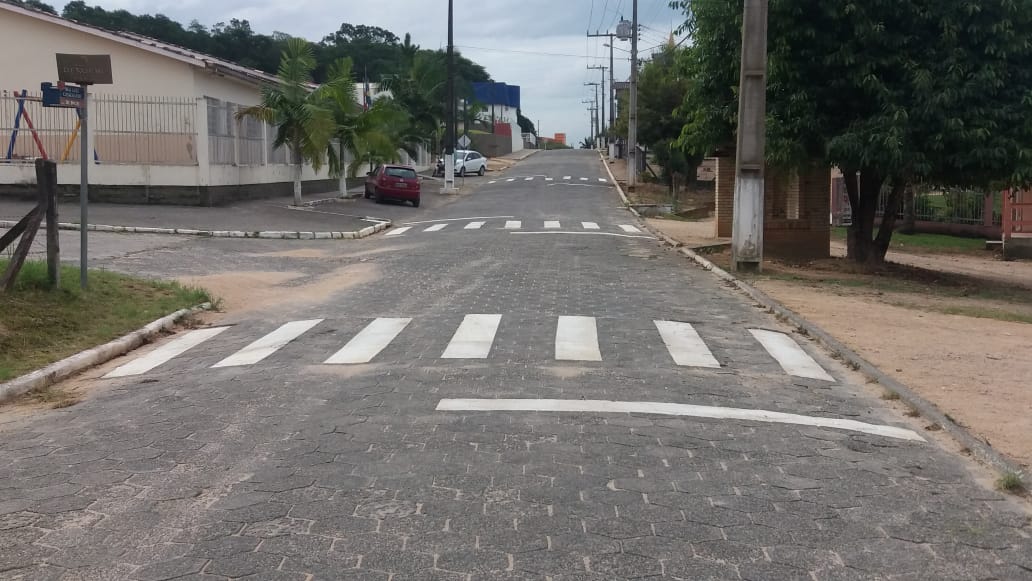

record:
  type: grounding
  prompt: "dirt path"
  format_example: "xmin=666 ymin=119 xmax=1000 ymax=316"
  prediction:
xmin=830 ymin=240 xmax=1032 ymax=289
xmin=753 ymin=279 xmax=1032 ymax=468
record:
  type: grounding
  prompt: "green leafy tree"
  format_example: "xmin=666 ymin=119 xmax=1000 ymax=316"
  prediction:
xmin=637 ymin=43 xmax=700 ymax=201
xmin=237 ymin=38 xmax=332 ymax=206
xmin=517 ymin=109 xmax=536 ymax=136
xmin=10 ymin=0 xmax=57 ymax=14
xmin=672 ymin=0 xmax=1032 ymax=264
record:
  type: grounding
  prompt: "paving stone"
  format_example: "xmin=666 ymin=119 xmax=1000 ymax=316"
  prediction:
xmin=0 ymin=151 xmax=1030 ymax=579
xmin=204 ymin=551 xmax=283 ymax=577
xmin=130 ymin=557 xmax=207 ymax=581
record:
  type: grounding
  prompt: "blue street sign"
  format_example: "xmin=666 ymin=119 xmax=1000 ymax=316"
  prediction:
xmin=41 ymin=82 xmax=85 ymax=108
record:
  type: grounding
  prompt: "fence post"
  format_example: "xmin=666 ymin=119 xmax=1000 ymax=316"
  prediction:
xmin=983 ymin=192 xmax=995 ymax=230
xmin=43 ymin=159 xmax=59 ymax=289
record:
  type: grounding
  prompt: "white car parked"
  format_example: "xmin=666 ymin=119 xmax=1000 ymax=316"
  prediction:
xmin=454 ymin=150 xmax=488 ymax=177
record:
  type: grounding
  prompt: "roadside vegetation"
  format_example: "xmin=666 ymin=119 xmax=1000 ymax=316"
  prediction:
xmin=0 ymin=260 xmax=210 ymax=382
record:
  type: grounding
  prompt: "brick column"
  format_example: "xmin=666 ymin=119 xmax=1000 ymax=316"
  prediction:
xmin=714 ymin=154 xmax=735 ymax=237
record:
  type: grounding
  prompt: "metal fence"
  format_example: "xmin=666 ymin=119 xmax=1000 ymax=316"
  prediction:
xmin=2 ymin=91 xmax=198 ymax=165
xmin=831 ymin=177 xmax=1002 ymax=227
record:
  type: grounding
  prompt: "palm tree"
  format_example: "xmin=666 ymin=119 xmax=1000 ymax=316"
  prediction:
xmin=237 ymin=38 xmax=331 ymax=206
xmin=320 ymin=58 xmax=419 ymax=196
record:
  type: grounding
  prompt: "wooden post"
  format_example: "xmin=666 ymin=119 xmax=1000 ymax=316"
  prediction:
xmin=42 ymin=159 xmax=60 ymax=289
xmin=0 ymin=161 xmax=48 ymax=291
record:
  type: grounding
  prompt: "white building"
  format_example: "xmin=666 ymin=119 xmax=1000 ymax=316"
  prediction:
xmin=0 ymin=3 xmax=388 ymax=205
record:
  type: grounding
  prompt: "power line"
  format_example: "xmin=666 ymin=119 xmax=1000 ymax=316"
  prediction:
xmin=455 ymin=45 xmax=629 ymax=60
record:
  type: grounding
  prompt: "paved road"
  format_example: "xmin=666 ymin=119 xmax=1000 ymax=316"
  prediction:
xmin=1 ymin=150 xmax=1030 ymax=580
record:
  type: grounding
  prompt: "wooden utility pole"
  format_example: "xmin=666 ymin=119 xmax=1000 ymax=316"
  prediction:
xmin=588 ymin=32 xmax=617 ymax=151
xmin=587 ymin=65 xmax=607 ymax=144
xmin=732 ymin=0 xmax=769 ymax=272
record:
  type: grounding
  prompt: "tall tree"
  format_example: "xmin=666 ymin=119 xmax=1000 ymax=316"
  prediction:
xmin=637 ymin=43 xmax=699 ymax=196
xmin=672 ymin=0 xmax=1032 ymax=264
xmin=10 ymin=0 xmax=57 ymax=14
xmin=237 ymin=39 xmax=332 ymax=206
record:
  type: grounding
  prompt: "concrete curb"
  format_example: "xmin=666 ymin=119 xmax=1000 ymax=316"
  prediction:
xmin=0 ymin=303 xmax=212 ymax=404
xmin=599 ymin=151 xmax=1024 ymax=476
xmin=0 ymin=220 xmax=391 ymax=240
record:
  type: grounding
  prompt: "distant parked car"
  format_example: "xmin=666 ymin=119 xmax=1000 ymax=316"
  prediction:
xmin=365 ymin=164 xmax=421 ymax=207
xmin=454 ymin=150 xmax=487 ymax=177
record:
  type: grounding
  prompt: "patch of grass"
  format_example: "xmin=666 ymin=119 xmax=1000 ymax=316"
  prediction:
xmin=0 ymin=260 xmax=210 ymax=382
xmin=24 ymin=385 xmax=81 ymax=409
xmin=995 ymin=472 xmax=1026 ymax=493
xmin=932 ymin=305 xmax=1032 ymax=324
xmin=832 ymin=227 xmax=986 ymax=254
xmin=881 ymin=390 xmax=901 ymax=401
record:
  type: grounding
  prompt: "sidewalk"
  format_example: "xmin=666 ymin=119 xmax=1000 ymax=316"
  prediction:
xmin=0 ymin=196 xmax=380 ymax=237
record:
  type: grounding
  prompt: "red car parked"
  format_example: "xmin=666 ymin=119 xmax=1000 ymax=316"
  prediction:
xmin=365 ymin=164 xmax=421 ymax=207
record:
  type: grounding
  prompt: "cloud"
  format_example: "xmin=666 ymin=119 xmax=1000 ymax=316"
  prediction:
xmin=53 ymin=0 xmax=683 ymax=145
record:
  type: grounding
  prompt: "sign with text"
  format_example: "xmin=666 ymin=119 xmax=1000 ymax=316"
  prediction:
xmin=41 ymin=82 xmax=84 ymax=108
xmin=56 ymin=54 xmax=112 ymax=85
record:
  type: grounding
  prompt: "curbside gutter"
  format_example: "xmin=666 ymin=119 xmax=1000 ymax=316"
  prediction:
xmin=599 ymin=151 xmax=1025 ymax=477
xmin=0 ymin=303 xmax=211 ymax=404
xmin=0 ymin=220 xmax=391 ymax=240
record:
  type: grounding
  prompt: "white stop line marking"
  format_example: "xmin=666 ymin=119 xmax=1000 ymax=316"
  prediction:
xmin=436 ymin=399 xmax=925 ymax=442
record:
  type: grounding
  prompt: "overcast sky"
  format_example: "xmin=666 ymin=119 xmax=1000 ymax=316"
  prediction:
xmin=53 ymin=0 xmax=684 ymax=146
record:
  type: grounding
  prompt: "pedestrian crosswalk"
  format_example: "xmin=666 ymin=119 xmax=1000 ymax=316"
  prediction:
xmin=387 ymin=219 xmax=650 ymax=237
xmin=103 ymin=315 xmax=838 ymax=383
xmin=486 ymin=176 xmax=610 ymax=185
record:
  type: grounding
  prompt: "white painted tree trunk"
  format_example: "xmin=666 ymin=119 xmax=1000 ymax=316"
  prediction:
xmin=338 ymin=150 xmax=347 ymax=198
xmin=293 ymin=162 xmax=303 ymax=206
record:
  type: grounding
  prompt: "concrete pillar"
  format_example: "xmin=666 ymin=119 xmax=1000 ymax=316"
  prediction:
xmin=714 ymin=155 xmax=735 ymax=238
xmin=194 ymin=98 xmax=210 ymax=187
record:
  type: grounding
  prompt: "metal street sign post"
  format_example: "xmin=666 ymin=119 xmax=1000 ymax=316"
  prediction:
xmin=54 ymin=53 xmax=112 ymax=289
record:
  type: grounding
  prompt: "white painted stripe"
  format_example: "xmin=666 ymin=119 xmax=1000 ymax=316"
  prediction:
xmin=404 ymin=216 xmax=514 ymax=225
xmin=386 ymin=226 xmax=411 ymax=237
xmin=525 ymin=177 xmax=534 ymax=181
xmin=435 ymin=399 xmax=925 ymax=442
xmin=325 ymin=318 xmax=412 ymax=364
xmin=579 ymin=177 xmax=588 ymax=181
xmin=581 ymin=222 xmax=600 ymax=230
xmin=545 ymin=177 xmax=554 ymax=181
xmin=488 ymin=180 xmax=497 ymax=184
xmin=544 ymin=221 xmax=561 ymax=229
xmin=619 ymin=225 xmax=642 ymax=233
xmin=105 ymin=327 xmax=230 ymax=378
xmin=442 ymin=314 xmax=502 ymax=359
xmin=213 ymin=320 xmax=322 ymax=368
xmin=465 ymin=221 xmax=485 ymax=230
xmin=750 ymin=329 xmax=835 ymax=381
xmin=506 ymin=178 xmax=516 ymax=182
xmin=563 ymin=176 xmax=571 ymax=180
xmin=504 ymin=220 xmax=522 ymax=229
xmin=510 ymin=231 xmax=655 ymax=239
xmin=654 ymin=321 xmax=720 ymax=368
xmin=424 ymin=224 xmax=448 ymax=232
xmin=555 ymin=316 xmax=602 ymax=361
xmin=598 ymin=178 xmax=607 ymax=182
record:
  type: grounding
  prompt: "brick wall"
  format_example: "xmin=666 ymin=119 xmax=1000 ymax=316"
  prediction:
xmin=764 ymin=162 xmax=831 ymax=260
xmin=713 ymin=155 xmax=735 ymax=237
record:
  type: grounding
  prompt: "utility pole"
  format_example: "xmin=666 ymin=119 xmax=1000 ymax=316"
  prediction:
xmin=732 ymin=0 xmax=769 ymax=271
xmin=588 ymin=31 xmax=617 ymax=153
xmin=616 ymin=3 xmax=639 ymax=187
xmin=587 ymin=65 xmax=607 ymax=144
xmin=581 ymin=100 xmax=597 ymax=148
xmin=442 ymin=0 xmax=457 ymax=193
xmin=584 ymin=82 xmax=600 ymax=148
xmin=629 ymin=0 xmax=638 ymax=189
